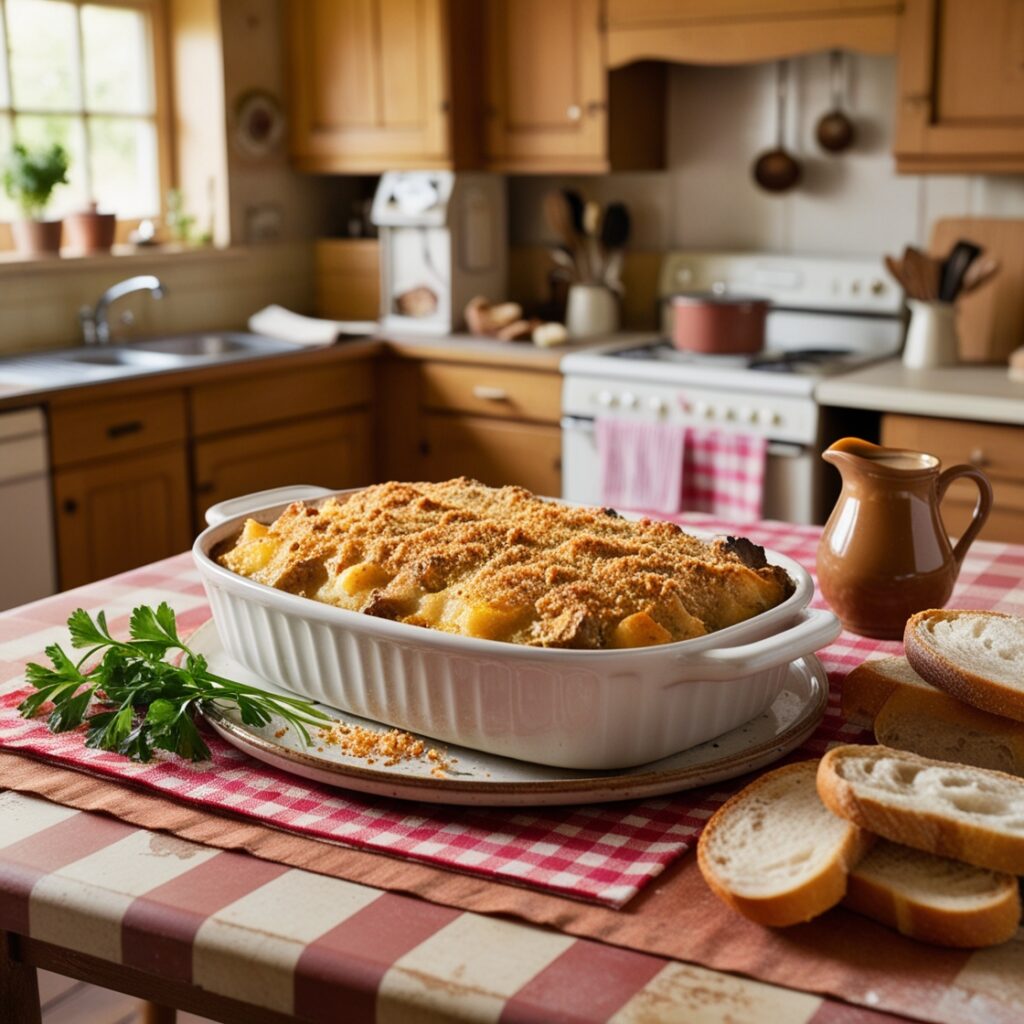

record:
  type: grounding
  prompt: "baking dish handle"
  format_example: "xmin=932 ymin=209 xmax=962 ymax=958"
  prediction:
xmin=204 ymin=485 xmax=335 ymax=527
xmin=666 ymin=608 xmax=841 ymax=684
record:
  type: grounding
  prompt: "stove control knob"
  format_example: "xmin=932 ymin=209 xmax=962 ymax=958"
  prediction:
xmin=870 ymin=279 xmax=887 ymax=296
xmin=723 ymin=407 xmax=737 ymax=421
xmin=621 ymin=391 xmax=639 ymax=409
xmin=596 ymin=389 xmax=617 ymax=408
xmin=742 ymin=407 xmax=758 ymax=424
xmin=647 ymin=396 xmax=666 ymax=414
xmin=696 ymin=401 xmax=715 ymax=420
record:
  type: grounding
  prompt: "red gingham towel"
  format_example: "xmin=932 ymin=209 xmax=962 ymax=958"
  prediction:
xmin=596 ymin=418 xmax=686 ymax=515
xmin=682 ymin=428 xmax=766 ymax=523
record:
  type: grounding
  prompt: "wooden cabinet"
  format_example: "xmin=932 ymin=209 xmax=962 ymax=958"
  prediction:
xmin=54 ymin=446 xmax=192 ymax=590
xmin=50 ymin=391 xmax=191 ymax=589
xmin=483 ymin=0 xmax=664 ymax=172
xmin=895 ymin=0 xmax=1024 ymax=173
xmin=288 ymin=0 xmax=481 ymax=172
xmin=193 ymin=413 xmax=372 ymax=525
xmin=881 ymin=414 xmax=1024 ymax=543
xmin=381 ymin=355 xmax=564 ymax=496
xmin=605 ymin=0 xmax=900 ymax=66
xmin=315 ymin=240 xmax=381 ymax=321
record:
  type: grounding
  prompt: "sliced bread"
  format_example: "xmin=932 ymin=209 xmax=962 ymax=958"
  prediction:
xmin=817 ymin=745 xmax=1024 ymax=875
xmin=875 ymin=686 xmax=1024 ymax=778
xmin=844 ymin=838 xmax=1021 ymax=948
xmin=905 ymin=609 xmax=1024 ymax=723
xmin=841 ymin=656 xmax=936 ymax=728
xmin=697 ymin=760 xmax=872 ymax=927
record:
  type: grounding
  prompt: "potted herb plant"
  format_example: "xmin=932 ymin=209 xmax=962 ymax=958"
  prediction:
xmin=3 ymin=142 xmax=70 ymax=257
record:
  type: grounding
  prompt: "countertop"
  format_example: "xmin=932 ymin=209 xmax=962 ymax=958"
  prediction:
xmin=816 ymin=358 xmax=1024 ymax=426
xmin=0 ymin=332 xmax=647 ymax=413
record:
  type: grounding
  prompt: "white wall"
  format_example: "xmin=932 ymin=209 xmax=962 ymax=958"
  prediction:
xmin=509 ymin=54 xmax=1024 ymax=256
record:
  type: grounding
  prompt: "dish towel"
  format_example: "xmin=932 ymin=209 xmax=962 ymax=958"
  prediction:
xmin=596 ymin=418 xmax=686 ymax=514
xmin=248 ymin=304 xmax=378 ymax=346
xmin=681 ymin=428 xmax=767 ymax=523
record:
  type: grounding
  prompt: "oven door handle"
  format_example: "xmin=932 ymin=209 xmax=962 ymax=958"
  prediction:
xmin=765 ymin=441 xmax=805 ymax=458
xmin=561 ymin=416 xmax=596 ymax=434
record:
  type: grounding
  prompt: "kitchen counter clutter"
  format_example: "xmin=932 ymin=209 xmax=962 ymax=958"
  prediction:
xmin=2 ymin=517 xmax=1024 ymax=1023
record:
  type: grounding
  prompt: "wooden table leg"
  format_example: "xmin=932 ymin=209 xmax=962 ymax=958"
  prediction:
xmin=1 ymin=931 xmax=42 ymax=1024
xmin=141 ymin=1003 xmax=177 ymax=1024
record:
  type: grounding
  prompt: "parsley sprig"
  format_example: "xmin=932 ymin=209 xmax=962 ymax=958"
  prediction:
xmin=17 ymin=603 xmax=329 ymax=763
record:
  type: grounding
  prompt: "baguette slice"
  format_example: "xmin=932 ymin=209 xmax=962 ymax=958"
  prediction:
xmin=876 ymin=686 xmax=1024 ymax=778
xmin=844 ymin=839 xmax=1021 ymax=948
xmin=842 ymin=656 xmax=936 ymax=728
xmin=697 ymin=761 xmax=872 ymax=926
xmin=905 ymin=609 xmax=1024 ymax=723
xmin=817 ymin=745 xmax=1024 ymax=875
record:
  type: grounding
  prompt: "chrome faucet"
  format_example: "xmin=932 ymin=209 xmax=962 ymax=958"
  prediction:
xmin=80 ymin=275 xmax=167 ymax=345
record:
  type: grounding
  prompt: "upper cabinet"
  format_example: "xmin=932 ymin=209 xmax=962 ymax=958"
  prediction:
xmin=288 ymin=0 xmax=475 ymax=172
xmin=894 ymin=0 xmax=1024 ymax=173
xmin=287 ymin=0 xmax=663 ymax=174
xmin=483 ymin=0 xmax=664 ymax=173
xmin=605 ymin=0 xmax=901 ymax=66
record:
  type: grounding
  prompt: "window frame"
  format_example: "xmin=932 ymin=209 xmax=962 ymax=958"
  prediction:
xmin=0 ymin=0 xmax=172 ymax=250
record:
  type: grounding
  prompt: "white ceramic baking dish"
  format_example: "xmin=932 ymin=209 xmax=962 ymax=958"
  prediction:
xmin=193 ymin=485 xmax=840 ymax=770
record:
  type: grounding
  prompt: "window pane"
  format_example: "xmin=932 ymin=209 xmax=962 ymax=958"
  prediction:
xmin=89 ymin=116 xmax=158 ymax=217
xmin=7 ymin=0 xmax=80 ymax=111
xmin=82 ymin=5 xmax=152 ymax=114
xmin=0 ymin=116 xmax=15 ymax=219
xmin=12 ymin=114 xmax=87 ymax=216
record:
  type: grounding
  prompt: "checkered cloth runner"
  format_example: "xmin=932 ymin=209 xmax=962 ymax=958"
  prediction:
xmin=2 ymin=520 xmax=1022 ymax=907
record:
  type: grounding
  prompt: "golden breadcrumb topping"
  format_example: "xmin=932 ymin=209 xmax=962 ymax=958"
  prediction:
xmin=216 ymin=478 xmax=794 ymax=649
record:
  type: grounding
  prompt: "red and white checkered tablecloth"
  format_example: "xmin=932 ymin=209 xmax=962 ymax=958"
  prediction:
xmin=1 ymin=518 xmax=1022 ymax=908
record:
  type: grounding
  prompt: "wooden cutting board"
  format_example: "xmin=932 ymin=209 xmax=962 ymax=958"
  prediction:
xmin=929 ymin=217 xmax=1024 ymax=363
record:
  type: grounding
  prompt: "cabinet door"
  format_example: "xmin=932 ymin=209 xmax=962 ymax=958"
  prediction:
xmin=420 ymin=414 xmax=562 ymax=496
xmin=193 ymin=413 xmax=373 ymax=525
xmin=484 ymin=0 xmax=607 ymax=171
xmin=289 ymin=0 xmax=449 ymax=171
xmin=895 ymin=0 xmax=1024 ymax=172
xmin=54 ymin=445 xmax=192 ymax=590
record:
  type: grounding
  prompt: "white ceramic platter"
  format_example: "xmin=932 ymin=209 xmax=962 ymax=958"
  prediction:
xmin=192 ymin=621 xmax=829 ymax=807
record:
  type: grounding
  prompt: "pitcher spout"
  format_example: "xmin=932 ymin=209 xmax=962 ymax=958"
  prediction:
xmin=822 ymin=437 xmax=939 ymax=475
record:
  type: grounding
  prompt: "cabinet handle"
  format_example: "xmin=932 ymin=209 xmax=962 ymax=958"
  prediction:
xmin=195 ymin=481 xmax=215 ymax=495
xmin=566 ymin=104 xmax=582 ymax=122
xmin=107 ymin=420 xmax=143 ymax=439
xmin=62 ymin=498 xmax=78 ymax=515
xmin=586 ymin=101 xmax=606 ymax=116
xmin=472 ymin=385 xmax=509 ymax=401
xmin=418 ymin=439 xmax=431 ymax=456
xmin=969 ymin=448 xmax=989 ymax=467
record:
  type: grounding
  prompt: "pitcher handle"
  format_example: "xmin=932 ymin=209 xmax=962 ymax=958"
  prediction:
xmin=936 ymin=464 xmax=993 ymax=567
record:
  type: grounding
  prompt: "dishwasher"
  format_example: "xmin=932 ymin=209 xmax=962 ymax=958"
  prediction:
xmin=0 ymin=408 xmax=57 ymax=610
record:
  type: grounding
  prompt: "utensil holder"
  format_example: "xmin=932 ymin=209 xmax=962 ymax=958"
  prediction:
xmin=902 ymin=299 xmax=958 ymax=369
xmin=566 ymin=284 xmax=619 ymax=338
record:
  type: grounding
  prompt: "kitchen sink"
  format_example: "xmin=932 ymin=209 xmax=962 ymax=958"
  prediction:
xmin=0 ymin=332 xmax=299 ymax=388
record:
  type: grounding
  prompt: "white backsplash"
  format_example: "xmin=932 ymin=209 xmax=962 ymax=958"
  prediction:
xmin=509 ymin=54 xmax=1024 ymax=257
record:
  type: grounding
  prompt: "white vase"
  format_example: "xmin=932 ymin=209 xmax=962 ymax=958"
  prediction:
xmin=902 ymin=299 xmax=958 ymax=369
xmin=566 ymin=284 xmax=619 ymax=338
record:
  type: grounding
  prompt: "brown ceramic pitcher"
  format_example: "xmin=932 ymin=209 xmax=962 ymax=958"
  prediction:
xmin=816 ymin=437 xmax=993 ymax=639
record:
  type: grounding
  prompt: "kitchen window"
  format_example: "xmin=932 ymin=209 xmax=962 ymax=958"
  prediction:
xmin=0 ymin=0 xmax=168 ymax=230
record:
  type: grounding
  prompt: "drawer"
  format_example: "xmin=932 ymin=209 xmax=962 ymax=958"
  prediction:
xmin=191 ymin=359 xmax=373 ymax=436
xmin=882 ymin=414 xmax=1024 ymax=483
xmin=420 ymin=363 xmax=561 ymax=423
xmin=50 ymin=391 xmax=187 ymax=468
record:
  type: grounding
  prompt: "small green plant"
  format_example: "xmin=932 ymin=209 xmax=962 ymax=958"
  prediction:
xmin=165 ymin=187 xmax=196 ymax=243
xmin=2 ymin=142 xmax=70 ymax=219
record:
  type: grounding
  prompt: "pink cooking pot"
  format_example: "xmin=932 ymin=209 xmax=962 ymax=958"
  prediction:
xmin=671 ymin=293 xmax=771 ymax=354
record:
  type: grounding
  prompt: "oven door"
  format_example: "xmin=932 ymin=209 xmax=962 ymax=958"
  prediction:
xmin=561 ymin=416 xmax=822 ymax=523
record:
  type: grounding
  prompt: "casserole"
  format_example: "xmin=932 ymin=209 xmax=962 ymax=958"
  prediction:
xmin=671 ymin=293 xmax=770 ymax=354
xmin=193 ymin=485 xmax=840 ymax=769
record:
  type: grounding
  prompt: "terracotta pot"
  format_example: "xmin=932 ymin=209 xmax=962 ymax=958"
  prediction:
xmin=11 ymin=219 xmax=62 ymax=257
xmin=64 ymin=203 xmax=116 ymax=255
xmin=671 ymin=293 xmax=770 ymax=354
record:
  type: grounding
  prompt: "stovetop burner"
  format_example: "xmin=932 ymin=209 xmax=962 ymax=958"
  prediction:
xmin=611 ymin=341 xmax=860 ymax=375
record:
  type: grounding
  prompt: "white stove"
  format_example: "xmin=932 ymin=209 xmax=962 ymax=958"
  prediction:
xmin=560 ymin=251 xmax=905 ymax=524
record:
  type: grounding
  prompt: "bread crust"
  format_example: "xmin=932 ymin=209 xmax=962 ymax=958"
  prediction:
xmin=844 ymin=855 xmax=1021 ymax=948
xmin=817 ymin=745 xmax=1024 ymax=875
xmin=905 ymin=609 xmax=1024 ymax=724
xmin=842 ymin=657 xmax=920 ymax=728
xmin=697 ymin=761 xmax=872 ymax=927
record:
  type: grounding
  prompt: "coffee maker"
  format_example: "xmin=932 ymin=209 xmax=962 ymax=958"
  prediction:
xmin=371 ymin=171 xmax=507 ymax=335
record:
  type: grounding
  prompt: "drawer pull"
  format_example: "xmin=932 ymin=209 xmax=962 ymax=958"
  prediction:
xmin=472 ymin=385 xmax=509 ymax=402
xmin=969 ymin=448 xmax=989 ymax=467
xmin=62 ymin=498 xmax=78 ymax=515
xmin=107 ymin=420 xmax=144 ymax=439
